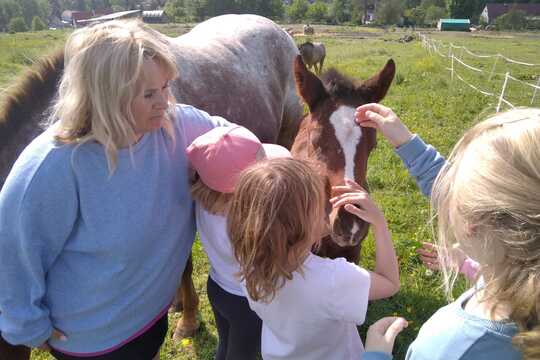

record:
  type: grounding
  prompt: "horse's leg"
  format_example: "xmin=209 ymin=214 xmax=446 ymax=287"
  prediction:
xmin=0 ymin=335 xmax=30 ymax=360
xmin=319 ymin=56 xmax=325 ymax=75
xmin=170 ymin=283 xmax=183 ymax=313
xmin=172 ymin=254 xmax=200 ymax=341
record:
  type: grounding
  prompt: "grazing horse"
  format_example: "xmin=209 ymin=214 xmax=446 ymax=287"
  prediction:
xmin=298 ymin=41 xmax=326 ymax=75
xmin=0 ymin=14 xmax=303 ymax=352
xmin=292 ymin=55 xmax=396 ymax=264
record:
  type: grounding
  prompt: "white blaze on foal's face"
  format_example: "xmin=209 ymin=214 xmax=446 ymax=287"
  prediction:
xmin=329 ymin=106 xmax=362 ymax=182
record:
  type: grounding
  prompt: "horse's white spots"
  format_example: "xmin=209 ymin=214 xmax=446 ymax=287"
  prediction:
xmin=330 ymin=106 xmax=362 ymax=181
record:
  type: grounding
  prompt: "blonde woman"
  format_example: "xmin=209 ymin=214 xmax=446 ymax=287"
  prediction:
xmin=0 ymin=20 xmax=229 ymax=359
xmin=356 ymin=104 xmax=540 ymax=360
xmin=228 ymin=158 xmax=400 ymax=360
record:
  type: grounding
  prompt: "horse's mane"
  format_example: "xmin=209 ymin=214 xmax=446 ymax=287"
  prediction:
xmin=0 ymin=49 xmax=64 ymax=145
xmin=320 ymin=68 xmax=356 ymax=99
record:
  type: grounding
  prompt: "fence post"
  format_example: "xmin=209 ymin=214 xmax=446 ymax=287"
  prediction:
xmin=496 ymin=72 xmax=510 ymax=113
xmin=488 ymin=55 xmax=499 ymax=82
xmin=531 ymin=76 xmax=540 ymax=105
xmin=451 ymin=55 xmax=455 ymax=82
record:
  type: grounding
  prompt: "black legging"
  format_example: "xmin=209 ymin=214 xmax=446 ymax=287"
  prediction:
xmin=207 ymin=276 xmax=262 ymax=360
xmin=0 ymin=333 xmax=31 ymax=360
xmin=50 ymin=313 xmax=168 ymax=360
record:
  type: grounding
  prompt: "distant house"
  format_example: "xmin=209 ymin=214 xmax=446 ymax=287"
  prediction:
xmin=437 ymin=18 xmax=470 ymax=31
xmin=480 ymin=3 xmax=540 ymax=24
xmin=363 ymin=3 xmax=377 ymax=24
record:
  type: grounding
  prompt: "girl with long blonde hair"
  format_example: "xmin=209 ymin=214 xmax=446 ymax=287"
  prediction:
xmin=356 ymin=104 xmax=540 ymax=360
xmin=228 ymin=157 xmax=400 ymax=360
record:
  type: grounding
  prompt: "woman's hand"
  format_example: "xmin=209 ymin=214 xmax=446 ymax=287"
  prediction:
xmin=355 ymin=103 xmax=413 ymax=148
xmin=330 ymin=179 xmax=386 ymax=229
xmin=37 ymin=329 xmax=67 ymax=351
xmin=365 ymin=316 xmax=408 ymax=355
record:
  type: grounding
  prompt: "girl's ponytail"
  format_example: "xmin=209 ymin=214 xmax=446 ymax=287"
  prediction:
xmin=511 ymin=276 xmax=540 ymax=359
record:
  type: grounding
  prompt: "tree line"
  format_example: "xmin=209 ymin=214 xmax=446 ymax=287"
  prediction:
xmin=2 ymin=0 xmax=540 ymax=32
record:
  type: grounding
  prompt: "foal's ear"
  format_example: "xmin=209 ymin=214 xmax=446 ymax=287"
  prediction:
xmin=293 ymin=55 xmax=327 ymax=111
xmin=357 ymin=59 xmax=396 ymax=103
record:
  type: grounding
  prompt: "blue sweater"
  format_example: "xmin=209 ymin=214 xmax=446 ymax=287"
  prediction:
xmin=363 ymin=135 xmax=520 ymax=360
xmin=0 ymin=104 xmax=228 ymax=354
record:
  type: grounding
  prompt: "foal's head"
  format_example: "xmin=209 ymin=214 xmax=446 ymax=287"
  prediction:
xmin=291 ymin=55 xmax=395 ymax=248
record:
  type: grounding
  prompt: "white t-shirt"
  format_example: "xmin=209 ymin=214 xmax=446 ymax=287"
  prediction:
xmin=246 ymin=253 xmax=371 ymax=360
xmin=195 ymin=204 xmax=244 ymax=296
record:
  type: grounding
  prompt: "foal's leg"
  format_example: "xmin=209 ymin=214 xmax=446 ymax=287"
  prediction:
xmin=172 ymin=254 xmax=200 ymax=341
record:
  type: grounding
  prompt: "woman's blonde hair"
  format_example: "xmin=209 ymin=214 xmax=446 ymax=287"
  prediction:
xmin=431 ymin=108 xmax=540 ymax=359
xmin=191 ymin=177 xmax=232 ymax=215
xmin=228 ymin=158 xmax=326 ymax=303
xmin=50 ymin=19 xmax=178 ymax=172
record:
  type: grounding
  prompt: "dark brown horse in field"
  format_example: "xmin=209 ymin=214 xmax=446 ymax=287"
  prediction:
xmin=291 ymin=55 xmax=395 ymax=264
xmin=298 ymin=41 xmax=326 ymax=75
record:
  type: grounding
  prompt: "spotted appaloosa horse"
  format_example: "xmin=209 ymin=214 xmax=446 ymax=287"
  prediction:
xmin=0 ymin=14 xmax=303 ymax=355
xmin=292 ymin=55 xmax=395 ymax=264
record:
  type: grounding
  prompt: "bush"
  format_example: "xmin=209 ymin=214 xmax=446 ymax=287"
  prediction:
xmin=495 ymin=9 xmax=527 ymax=31
xmin=306 ymin=1 xmax=327 ymax=23
xmin=31 ymin=16 xmax=46 ymax=31
xmin=8 ymin=17 xmax=27 ymax=33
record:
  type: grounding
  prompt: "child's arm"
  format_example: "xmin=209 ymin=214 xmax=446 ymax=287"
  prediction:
xmin=355 ymin=103 xmax=446 ymax=197
xmin=331 ymin=180 xmax=400 ymax=300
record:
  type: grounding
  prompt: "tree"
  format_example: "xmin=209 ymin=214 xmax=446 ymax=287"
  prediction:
xmin=495 ymin=8 xmax=527 ymax=30
xmin=254 ymin=0 xmax=284 ymax=19
xmin=164 ymin=0 xmax=186 ymax=21
xmin=184 ymin=0 xmax=209 ymax=21
xmin=375 ymin=0 xmax=404 ymax=25
xmin=49 ymin=0 xmax=62 ymax=20
xmin=424 ymin=5 xmax=446 ymax=26
xmin=19 ymin=0 xmax=41 ymax=25
xmin=0 ymin=0 xmax=22 ymax=31
xmin=31 ymin=15 xmax=46 ymax=30
xmin=306 ymin=1 xmax=327 ymax=22
xmin=8 ymin=16 xmax=27 ymax=32
xmin=404 ymin=6 xmax=425 ymax=26
xmin=449 ymin=0 xmax=478 ymax=21
xmin=285 ymin=0 xmax=309 ymax=22
xmin=328 ymin=0 xmax=350 ymax=24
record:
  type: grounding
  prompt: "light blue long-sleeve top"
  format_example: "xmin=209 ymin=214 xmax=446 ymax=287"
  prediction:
xmin=0 ymin=104 xmax=228 ymax=354
xmin=363 ymin=135 xmax=520 ymax=360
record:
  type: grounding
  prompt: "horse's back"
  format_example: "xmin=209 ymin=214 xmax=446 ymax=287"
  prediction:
xmin=171 ymin=14 xmax=302 ymax=146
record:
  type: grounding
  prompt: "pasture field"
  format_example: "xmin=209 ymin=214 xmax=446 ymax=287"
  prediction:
xmin=1 ymin=23 xmax=539 ymax=360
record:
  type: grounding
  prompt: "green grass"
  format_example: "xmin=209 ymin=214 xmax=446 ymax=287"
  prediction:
xmin=1 ymin=25 xmax=539 ymax=359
